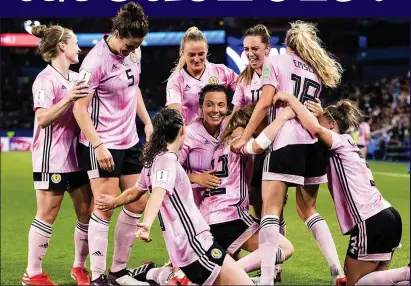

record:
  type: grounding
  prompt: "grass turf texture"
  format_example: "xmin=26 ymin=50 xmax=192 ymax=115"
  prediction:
xmin=1 ymin=152 xmax=409 ymax=285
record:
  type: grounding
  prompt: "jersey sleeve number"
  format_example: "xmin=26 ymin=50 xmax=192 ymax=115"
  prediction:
xmin=291 ymin=73 xmax=320 ymax=104
xmin=126 ymin=69 xmax=134 ymax=87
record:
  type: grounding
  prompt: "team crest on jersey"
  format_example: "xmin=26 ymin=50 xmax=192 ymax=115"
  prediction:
xmin=208 ymin=76 xmax=219 ymax=85
xmin=51 ymin=174 xmax=62 ymax=184
xmin=130 ymin=52 xmax=138 ymax=63
xmin=211 ymin=248 xmax=223 ymax=259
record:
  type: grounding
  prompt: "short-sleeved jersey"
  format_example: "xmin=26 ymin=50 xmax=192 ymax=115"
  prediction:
xmin=78 ymin=36 xmax=141 ymax=150
xmin=166 ymin=62 xmax=237 ymax=124
xmin=137 ymin=153 xmax=213 ymax=268
xmin=327 ymin=131 xmax=391 ymax=234
xmin=32 ymin=65 xmax=82 ymax=173
xmin=200 ymin=138 xmax=255 ymax=226
xmin=178 ymin=119 xmax=226 ymax=206
xmin=232 ymin=70 xmax=263 ymax=108
xmin=262 ymin=53 xmax=322 ymax=151
xmin=358 ymin=122 xmax=371 ymax=146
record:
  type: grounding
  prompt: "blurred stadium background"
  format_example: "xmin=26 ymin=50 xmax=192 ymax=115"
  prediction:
xmin=1 ymin=18 xmax=409 ymax=285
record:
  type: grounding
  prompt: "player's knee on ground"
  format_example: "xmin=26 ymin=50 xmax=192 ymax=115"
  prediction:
xmin=279 ymin=234 xmax=294 ymax=260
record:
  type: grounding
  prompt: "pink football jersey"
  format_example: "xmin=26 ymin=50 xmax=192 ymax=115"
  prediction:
xmin=262 ymin=53 xmax=322 ymax=151
xmin=232 ymin=71 xmax=263 ymax=108
xmin=327 ymin=131 xmax=391 ymax=234
xmin=32 ymin=65 xmax=82 ymax=173
xmin=178 ymin=119 xmax=226 ymax=206
xmin=200 ymin=138 xmax=255 ymax=226
xmin=137 ymin=152 xmax=215 ymax=268
xmin=166 ymin=62 xmax=237 ymax=124
xmin=78 ymin=36 xmax=141 ymax=149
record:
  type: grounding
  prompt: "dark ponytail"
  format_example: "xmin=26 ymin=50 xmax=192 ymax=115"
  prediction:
xmin=140 ymin=108 xmax=184 ymax=168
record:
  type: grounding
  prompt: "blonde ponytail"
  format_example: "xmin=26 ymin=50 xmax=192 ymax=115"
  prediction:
xmin=171 ymin=26 xmax=208 ymax=73
xmin=286 ymin=21 xmax=343 ymax=88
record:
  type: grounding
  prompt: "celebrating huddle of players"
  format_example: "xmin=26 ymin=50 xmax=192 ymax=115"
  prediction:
xmin=22 ymin=2 xmax=409 ymax=286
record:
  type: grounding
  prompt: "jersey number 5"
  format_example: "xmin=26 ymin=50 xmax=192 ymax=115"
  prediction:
xmin=291 ymin=73 xmax=321 ymax=104
xmin=126 ymin=69 xmax=134 ymax=87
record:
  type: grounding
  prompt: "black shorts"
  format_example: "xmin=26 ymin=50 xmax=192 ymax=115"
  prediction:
xmin=249 ymin=153 xmax=265 ymax=207
xmin=180 ymin=242 xmax=226 ymax=285
xmin=77 ymin=143 xmax=143 ymax=179
xmin=347 ymin=207 xmax=402 ymax=261
xmin=262 ymin=142 xmax=328 ymax=186
xmin=33 ymin=171 xmax=89 ymax=192
xmin=210 ymin=219 xmax=260 ymax=255
xmin=210 ymin=220 xmax=251 ymax=251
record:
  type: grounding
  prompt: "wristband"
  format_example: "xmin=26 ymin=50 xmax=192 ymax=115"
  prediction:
xmin=255 ymin=132 xmax=273 ymax=150
xmin=246 ymin=139 xmax=257 ymax=155
xmin=94 ymin=143 xmax=103 ymax=149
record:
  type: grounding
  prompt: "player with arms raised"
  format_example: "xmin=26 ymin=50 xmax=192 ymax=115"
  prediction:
xmin=22 ymin=25 xmax=92 ymax=286
xmin=73 ymin=2 xmax=152 ymax=285
xmin=232 ymin=21 xmax=346 ymax=285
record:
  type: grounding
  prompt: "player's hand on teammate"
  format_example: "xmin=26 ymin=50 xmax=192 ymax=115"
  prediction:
xmin=195 ymin=170 xmax=221 ymax=189
xmin=281 ymin=106 xmax=297 ymax=120
xmin=305 ymin=98 xmax=323 ymax=118
xmin=230 ymin=136 xmax=248 ymax=154
xmin=95 ymin=144 xmax=115 ymax=172
xmin=144 ymin=123 xmax=154 ymax=143
xmin=273 ymin=91 xmax=291 ymax=106
xmin=68 ymin=80 xmax=89 ymax=102
xmin=95 ymin=194 xmax=116 ymax=211
xmin=135 ymin=222 xmax=152 ymax=242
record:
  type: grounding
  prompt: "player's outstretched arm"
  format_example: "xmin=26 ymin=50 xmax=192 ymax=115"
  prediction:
xmin=135 ymin=187 xmax=167 ymax=242
xmin=95 ymin=186 xmax=145 ymax=211
xmin=274 ymin=92 xmax=333 ymax=148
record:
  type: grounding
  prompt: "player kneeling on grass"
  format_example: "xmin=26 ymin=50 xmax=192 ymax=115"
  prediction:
xmin=96 ymin=108 xmax=254 ymax=286
xmin=243 ymin=91 xmax=410 ymax=286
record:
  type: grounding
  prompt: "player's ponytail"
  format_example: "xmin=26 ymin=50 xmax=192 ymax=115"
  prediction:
xmin=324 ymin=100 xmax=362 ymax=133
xmin=238 ymin=24 xmax=271 ymax=86
xmin=286 ymin=21 xmax=343 ymax=88
xmin=220 ymin=104 xmax=256 ymax=145
xmin=171 ymin=26 xmax=208 ymax=72
xmin=141 ymin=108 xmax=184 ymax=168
xmin=31 ymin=24 xmax=72 ymax=62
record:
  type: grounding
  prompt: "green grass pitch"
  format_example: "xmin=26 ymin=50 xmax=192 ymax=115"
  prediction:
xmin=1 ymin=152 xmax=409 ymax=285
